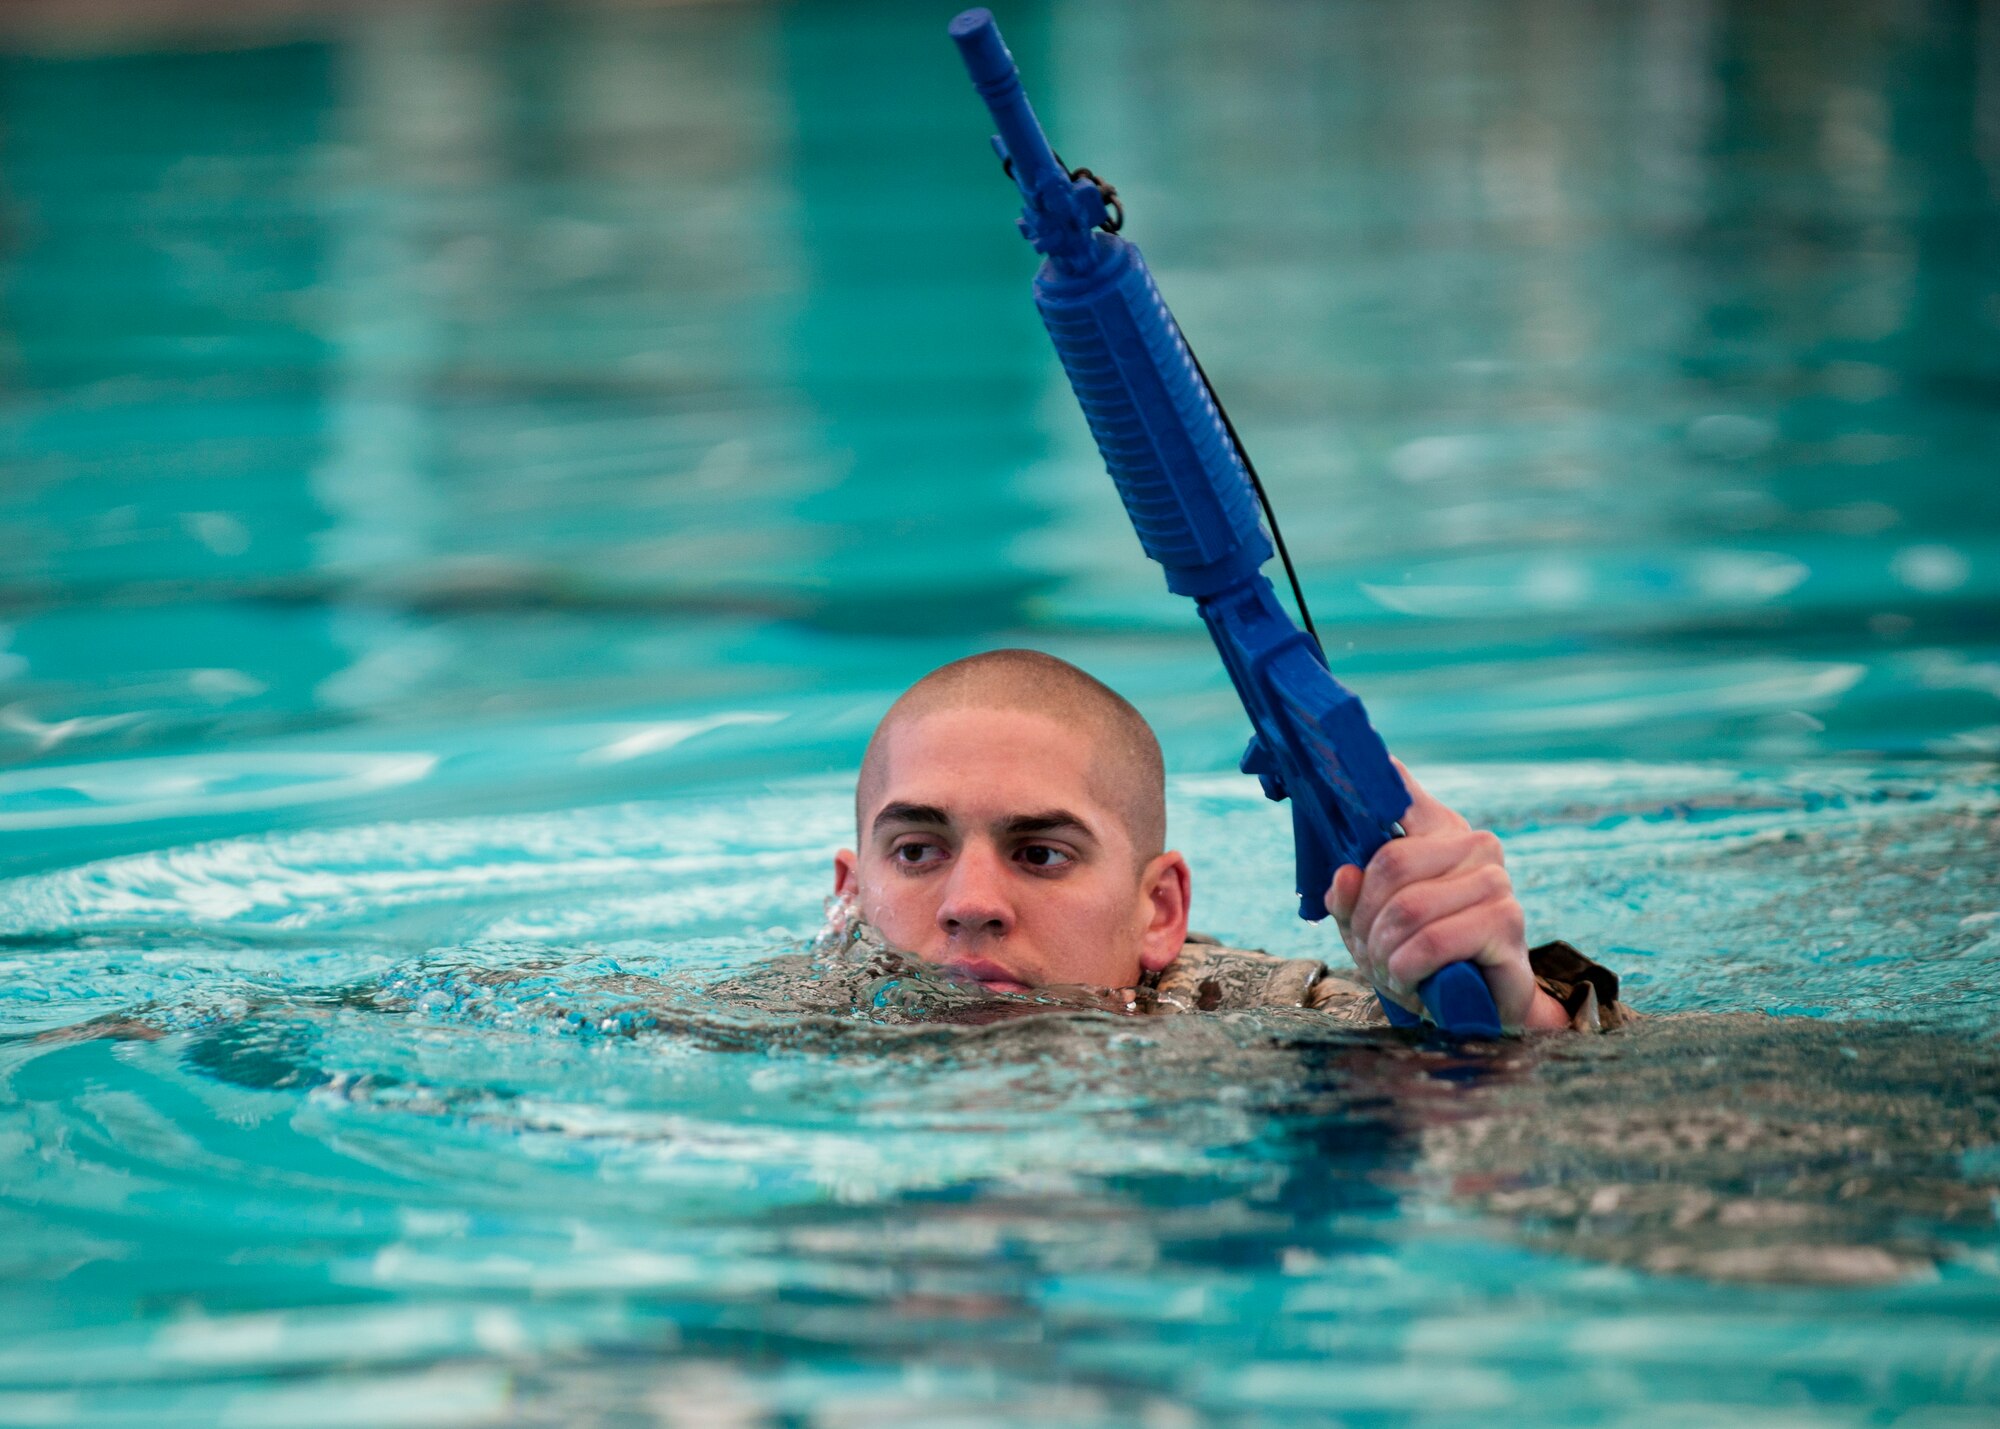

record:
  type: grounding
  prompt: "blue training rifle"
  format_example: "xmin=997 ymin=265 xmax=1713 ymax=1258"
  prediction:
xmin=948 ymin=8 xmax=1503 ymax=1037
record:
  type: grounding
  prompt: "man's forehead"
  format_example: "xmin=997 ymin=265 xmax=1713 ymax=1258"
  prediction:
xmin=868 ymin=707 xmax=1112 ymax=822
xmin=867 ymin=773 xmax=1109 ymax=828
xmin=879 ymin=704 xmax=1096 ymax=769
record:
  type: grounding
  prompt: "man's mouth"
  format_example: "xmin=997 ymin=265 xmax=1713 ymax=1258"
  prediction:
xmin=939 ymin=956 xmax=1031 ymax=995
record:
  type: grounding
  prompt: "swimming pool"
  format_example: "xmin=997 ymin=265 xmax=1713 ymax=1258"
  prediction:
xmin=2 ymin=0 xmax=1997 ymax=1423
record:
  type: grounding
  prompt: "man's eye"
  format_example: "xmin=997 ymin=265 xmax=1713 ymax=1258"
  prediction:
xmin=892 ymin=842 xmax=944 ymax=866
xmin=1017 ymin=844 xmax=1073 ymax=870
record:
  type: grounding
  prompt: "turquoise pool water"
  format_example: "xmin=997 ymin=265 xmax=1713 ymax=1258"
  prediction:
xmin=2 ymin=0 xmax=1998 ymax=1423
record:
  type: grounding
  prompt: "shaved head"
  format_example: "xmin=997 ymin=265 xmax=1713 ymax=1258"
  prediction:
xmin=857 ymin=650 xmax=1166 ymax=863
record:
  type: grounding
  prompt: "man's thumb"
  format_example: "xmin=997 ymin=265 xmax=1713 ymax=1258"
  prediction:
xmin=1389 ymin=757 xmax=1469 ymax=836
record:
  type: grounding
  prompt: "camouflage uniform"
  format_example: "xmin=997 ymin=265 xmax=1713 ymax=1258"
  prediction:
xmin=813 ymin=898 xmax=1630 ymax=1031
xmin=1150 ymin=933 xmax=1632 ymax=1032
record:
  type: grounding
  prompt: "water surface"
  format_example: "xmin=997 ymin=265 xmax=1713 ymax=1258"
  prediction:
xmin=2 ymin=0 xmax=1997 ymax=1424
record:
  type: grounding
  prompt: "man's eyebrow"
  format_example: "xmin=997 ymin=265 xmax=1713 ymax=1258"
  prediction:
xmin=871 ymin=801 xmax=951 ymax=834
xmin=1000 ymin=810 xmax=1098 ymax=842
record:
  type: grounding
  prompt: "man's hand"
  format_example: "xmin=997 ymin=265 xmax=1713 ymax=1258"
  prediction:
xmin=1326 ymin=761 xmax=1571 ymax=1032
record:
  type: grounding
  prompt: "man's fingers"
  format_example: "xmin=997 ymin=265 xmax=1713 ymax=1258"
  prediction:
xmin=1381 ymin=898 xmax=1527 ymax=996
xmin=1351 ymin=828 xmax=1503 ymax=941
xmin=1330 ymin=768 xmax=1533 ymax=1026
xmin=1325 ymin=865 xmax=1365 ymax=962
xmin=1379 ymin=894 xmax=1538 ymax=1030
xmin=1327 ymin=865 xmax=1363 ymax=925
xmin=1389 ymin=757 xmax=1471 ymax=838
xmin=1365 ymin=864 xmax=1512 ymax=966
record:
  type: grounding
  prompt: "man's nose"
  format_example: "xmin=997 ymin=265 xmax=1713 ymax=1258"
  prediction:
xmin=936 ymin=841 xmax=1014 ymax=940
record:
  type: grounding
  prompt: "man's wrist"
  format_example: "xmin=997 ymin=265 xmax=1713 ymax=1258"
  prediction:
xmin=1523 ymin=985 xmax=1574 ymax=1032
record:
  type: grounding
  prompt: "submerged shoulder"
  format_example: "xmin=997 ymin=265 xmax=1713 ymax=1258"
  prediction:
xmin=1151 ymin=933 xmax=1364 ymax=1015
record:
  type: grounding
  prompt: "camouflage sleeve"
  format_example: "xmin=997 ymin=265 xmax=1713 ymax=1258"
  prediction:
xmin=1528 ymin=940 xmax=1634 ymax=1032
xmin=1305 ymin=941 xmax=1635 ymax=1032
xmin=1168 ymin=934 xmax=1635 ymax=1033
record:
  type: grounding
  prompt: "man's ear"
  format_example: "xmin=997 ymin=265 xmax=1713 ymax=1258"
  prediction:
xmin=833 ymin=849 xmax=859 ymax=899
xmin=1136 ymin=850 xmax=1191 ymax=974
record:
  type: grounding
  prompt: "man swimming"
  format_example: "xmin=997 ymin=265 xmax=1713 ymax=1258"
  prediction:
xmin=829 ymin=648 xmax=1624 ymax=1033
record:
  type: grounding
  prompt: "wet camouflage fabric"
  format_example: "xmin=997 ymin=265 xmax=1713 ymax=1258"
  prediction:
xmin=814 ymin=898 xmax=1629 ymax=1031
xmin=1151 ymin=932 xmax=1631 ymax=1032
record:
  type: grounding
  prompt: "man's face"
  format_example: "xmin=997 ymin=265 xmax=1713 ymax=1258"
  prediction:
xmin=834 ymin=706 xmax=1188 ymax=992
